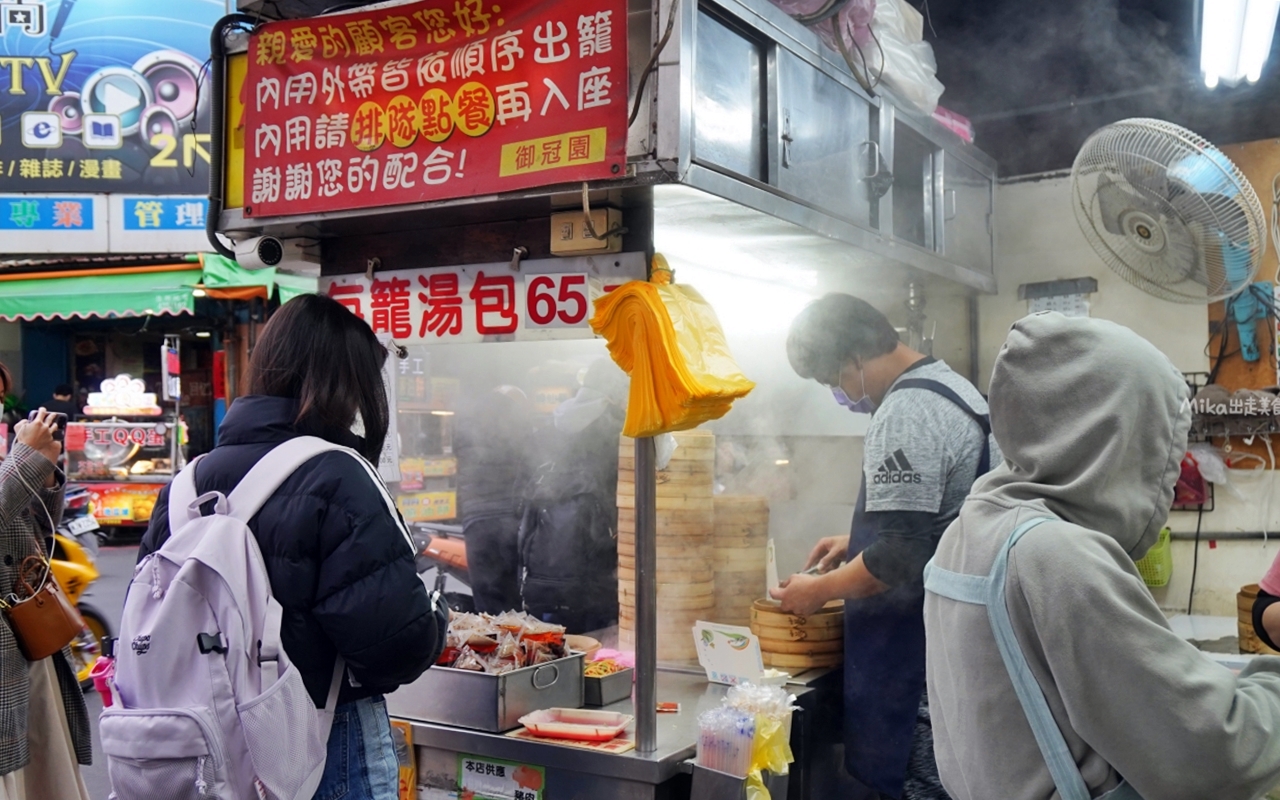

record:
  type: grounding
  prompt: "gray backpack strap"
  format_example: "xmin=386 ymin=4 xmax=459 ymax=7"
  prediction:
xmin=166 ymin=454 xmax=209 ymax=527
xmin=226 ymin=437 xmax=344 ymax=524
xmin=982 ymin=517 xmax=1094 ymax=800
xmin=228 ymin=436 xmax=376 ymax=720
xmin=926 ymin=517 xmax=1134 ymax=800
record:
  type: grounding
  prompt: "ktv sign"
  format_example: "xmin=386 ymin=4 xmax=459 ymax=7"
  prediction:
xmin=0 ymin=0 xmax=224 ymax=193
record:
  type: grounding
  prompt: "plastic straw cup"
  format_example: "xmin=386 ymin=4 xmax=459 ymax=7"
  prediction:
xmin=89 ymin=657 xmax=115 ymax=707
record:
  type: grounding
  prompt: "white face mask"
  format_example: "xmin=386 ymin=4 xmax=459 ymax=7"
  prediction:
xmin=350 ymin=409 xmax=365 ymax=437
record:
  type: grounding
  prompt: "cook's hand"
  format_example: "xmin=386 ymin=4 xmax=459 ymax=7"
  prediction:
xmin=769 ymin=573 xmax=830 ymax=617
xmin=804 ymin=535 xmax=848 ymax=574
xmin=15 ymin=409 xmax=60 ymax=465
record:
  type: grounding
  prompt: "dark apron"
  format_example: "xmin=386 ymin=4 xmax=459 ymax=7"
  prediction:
xmin=842 ymin=378 xmax=991 ymax=798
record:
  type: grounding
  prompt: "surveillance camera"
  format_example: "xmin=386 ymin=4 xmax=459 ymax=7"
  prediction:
xmin=234 ymin=236 xmax=318 ymax=272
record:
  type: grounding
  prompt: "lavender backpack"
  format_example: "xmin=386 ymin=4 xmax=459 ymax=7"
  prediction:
xmin=101 ymin=437 xmax=354 ymax=800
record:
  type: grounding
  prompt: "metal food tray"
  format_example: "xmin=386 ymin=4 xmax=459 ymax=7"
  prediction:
xmin=584 ymin=667 xmax=634 ymax=707
xmin=386 ymin=652 xmax=585 ymax=732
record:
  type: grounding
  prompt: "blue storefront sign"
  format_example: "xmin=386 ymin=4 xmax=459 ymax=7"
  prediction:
xmin=122 ymin=196 xmax=207 ymax=230
xmin=0 ymin=194 xmax=94 ymax=229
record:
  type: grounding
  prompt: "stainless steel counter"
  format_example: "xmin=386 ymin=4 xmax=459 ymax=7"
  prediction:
xmin=402 ymin=666 xmax=841 ymax=799
xmin=406 ymin=669 xmax=725 ymax=785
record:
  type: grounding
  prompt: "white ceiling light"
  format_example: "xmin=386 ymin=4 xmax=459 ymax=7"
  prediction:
xmin=1202 ymin=0 xmax=1280 ymax=88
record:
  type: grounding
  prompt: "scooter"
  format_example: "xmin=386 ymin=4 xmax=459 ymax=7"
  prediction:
xmin=411 ymin=522 xmax=475 ymax=614
xmin=50 ymin=485 xmax=111 ymax=687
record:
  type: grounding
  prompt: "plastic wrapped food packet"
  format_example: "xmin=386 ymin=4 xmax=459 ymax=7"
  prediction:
xmin=436 ymin=646 xmax=460 ymax=666
xmin=497 ymin=632 xmax=521 ymax=660
xmin=483 ymin=655 xmax=520 ymax=675
xmin=453 ymin=646 xmax=486 ymax=672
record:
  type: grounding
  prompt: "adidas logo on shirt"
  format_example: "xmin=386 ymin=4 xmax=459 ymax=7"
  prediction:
xmin=873 ymin=449 xmax=923 ymax=484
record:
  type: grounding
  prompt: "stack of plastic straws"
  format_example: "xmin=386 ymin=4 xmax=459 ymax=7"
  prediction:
xmin=696 ymin=706 xmax=757 ymax=778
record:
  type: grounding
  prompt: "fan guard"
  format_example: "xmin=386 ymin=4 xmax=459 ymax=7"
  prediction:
xmin=1071 ymin=118 xmax=1266 ymax=304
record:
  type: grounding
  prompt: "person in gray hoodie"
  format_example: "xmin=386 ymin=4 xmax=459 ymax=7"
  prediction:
xmin=923 ymin=311 xmax=1280 ymax=800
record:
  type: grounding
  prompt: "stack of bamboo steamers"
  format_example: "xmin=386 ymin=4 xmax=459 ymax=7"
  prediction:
xmin=617 ymin=431 xmax=717 ymax=661
xmin=711 ymin=496 xmax=769 ymax=626
xmin=619 ymin=431 xmax=832 ymax=665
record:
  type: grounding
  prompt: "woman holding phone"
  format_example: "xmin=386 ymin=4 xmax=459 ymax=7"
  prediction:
xmin=0 ymin=362 xmax=91 ymax=800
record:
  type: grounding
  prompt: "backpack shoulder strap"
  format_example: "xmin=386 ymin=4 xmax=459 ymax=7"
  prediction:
xmin=890 ymin=377 xmax=992 ymax=475
xmin=226 ymin=436 xmax=347 ymax=524
xmin=167 ymin=454 xmax=213 ymax=529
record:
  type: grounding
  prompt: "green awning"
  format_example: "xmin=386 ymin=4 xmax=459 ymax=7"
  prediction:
xmin=200 ymin=253 xmax=275 ymax=296
xmin=274 ymin=271 xmax=319 ymax=303
xmin=0 ymin=268 xmax=202 ymax=322
xmin=201 ymin=254 xmax=318 ymax=302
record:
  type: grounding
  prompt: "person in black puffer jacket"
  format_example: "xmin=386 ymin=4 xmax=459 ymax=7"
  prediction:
xmin=140 ymin=294 xmax=446 ymax=800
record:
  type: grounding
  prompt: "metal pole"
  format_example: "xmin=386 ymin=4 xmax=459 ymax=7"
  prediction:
xmin=634 ymin=435 xmax=658 ymax=753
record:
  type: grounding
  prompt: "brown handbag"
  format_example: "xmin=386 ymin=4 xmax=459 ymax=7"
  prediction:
xmin=3 ymin=555 xmax=84 ymax=661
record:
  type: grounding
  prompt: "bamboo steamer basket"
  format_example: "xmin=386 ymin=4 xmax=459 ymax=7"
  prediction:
xmin=618 ymin=507 xmax=717 ymax=527
xmin=616 ymin=493 xmax=716 ymax=511
xmin=618 ymin=580 xmax=715 ymax=599
xmin=749 ymin=599 xmax=844 ymax=666
xmin=754 ymin=636 xmax=843 ymax=655
xmin=616 ymin=431 xmax=715 ymax=662
xmin=712 ymin=496 xmax=769 ymax=626
xmin=618 ymin=628 xmax=699 ymax=660
xmin=618 ymin=565 xmax=714 ymax=583
xmin=618 ymin=458 xmax=714 ymax=475
xmin=620 ymin=431 xmax=715 ymax=457
xmin=1239 ymin=584 xmax=1280 ymax=655
xmin=712 ymin=549 xmax=768 ymax=567
xmin=750 ymin=600 xmax=843 ymax=628
xmin=762 ymin=651 xmax=843 ymax=669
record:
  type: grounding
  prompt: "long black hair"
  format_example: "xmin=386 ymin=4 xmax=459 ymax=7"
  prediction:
xmin=248 ymin=294 xmax=388 ymax=462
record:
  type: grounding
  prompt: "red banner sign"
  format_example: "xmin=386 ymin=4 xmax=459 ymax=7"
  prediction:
xmin=321 ymin=252 xmax=645 ymax=344
xmin=243 ymin=0 xmax=628 ymax=217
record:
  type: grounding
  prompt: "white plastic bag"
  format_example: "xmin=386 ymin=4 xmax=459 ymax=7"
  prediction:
xmin=871 ymin=0 xmax=944 ymax=114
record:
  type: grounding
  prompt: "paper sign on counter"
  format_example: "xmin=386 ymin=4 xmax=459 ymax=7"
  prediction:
xmin=766 ymin=539 xmax=780 ymax=593
xmin=693 ymin=621 xmax=765 ymax=686
xmin=457 ymin=754 xmax=543 ymax=800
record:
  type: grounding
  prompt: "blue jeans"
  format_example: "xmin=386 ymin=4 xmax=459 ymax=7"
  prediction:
xmin=312 ymin=696 xmax=401 ymax=800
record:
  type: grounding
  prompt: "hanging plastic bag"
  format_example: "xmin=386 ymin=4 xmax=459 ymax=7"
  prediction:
xmin=590 ymin=255 xmax=754 ymax=438
xmin=744 ymin=713 xmax=794 ymax=800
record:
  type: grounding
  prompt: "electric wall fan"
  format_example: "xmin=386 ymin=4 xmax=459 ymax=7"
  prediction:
xmin=1071 ymin=118 xmax=1270 ymax=360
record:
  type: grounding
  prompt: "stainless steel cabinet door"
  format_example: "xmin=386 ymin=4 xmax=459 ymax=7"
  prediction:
xmin=693 ymin=10 xmax=765 ymax=181
xmin=774 ymin=49 xmax=873 ymax=226
xmin=892 ymin=121 xmax=935 ymax=251
xmin=940 ymin=151 xmax=994 ymax=275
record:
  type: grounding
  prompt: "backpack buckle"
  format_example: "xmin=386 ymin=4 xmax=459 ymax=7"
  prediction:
xmin=197 ymin=632 xmax=226 ymax=655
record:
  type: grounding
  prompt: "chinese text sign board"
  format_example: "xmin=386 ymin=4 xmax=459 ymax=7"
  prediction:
xmin=319 ymin=252 xmax=646 ymax=345
xmin=109 ymin=195 xmax=210 ymax=252
xmin=0 ymin=0 xmax=222 ymax=192
xmin=0 ymin=193 xmax=106 ymax=250
xmin=243 ymin=0 xmax=627 ymax=217
xmin=458 ymin=754 xmax=543 ymax=800
xmin=0 ymin=193 xmax=208 ymax=253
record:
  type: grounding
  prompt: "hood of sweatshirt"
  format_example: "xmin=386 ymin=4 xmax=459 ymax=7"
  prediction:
xmin=973 ymin=311 xmax=1190 ymax=559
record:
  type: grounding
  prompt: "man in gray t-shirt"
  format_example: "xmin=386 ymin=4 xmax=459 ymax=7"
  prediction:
xmin=772 ymin=294 xmax=996 ymax=800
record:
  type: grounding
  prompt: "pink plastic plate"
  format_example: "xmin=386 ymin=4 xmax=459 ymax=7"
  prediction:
xmin=517 ymin=708 xmax=634 ymax=742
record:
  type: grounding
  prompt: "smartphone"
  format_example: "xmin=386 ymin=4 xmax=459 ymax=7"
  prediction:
xmin=28 ymin=410 xmax=67 ymax=442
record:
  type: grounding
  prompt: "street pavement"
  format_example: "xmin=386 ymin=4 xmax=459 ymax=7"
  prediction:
xmin=78 ymin=544 xmax=136 ymax=800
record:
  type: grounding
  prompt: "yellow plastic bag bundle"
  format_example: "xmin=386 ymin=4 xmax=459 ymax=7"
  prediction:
xmin=745 ymin=712 xmax=794 ymax=800
xmin=590 ymin=255 xmax=754 ymax=437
